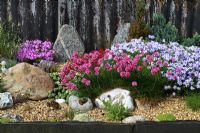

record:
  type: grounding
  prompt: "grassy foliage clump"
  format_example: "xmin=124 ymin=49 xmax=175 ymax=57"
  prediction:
xmin=65 ymin=108 xmax=76 ymax=120
xmin=0 ymin=22 xmax=20 ymax=59
xmin=182 ymin=33 xmax=200 ymax=47
xmin=0 ymin=117 xmax=11 ymax=124
xmin=103 ymin=100 xmax=131 ymax=121
xmin=185 ymin=94 xmax=200 ymax=111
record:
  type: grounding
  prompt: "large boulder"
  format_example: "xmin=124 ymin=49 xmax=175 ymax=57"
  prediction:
xmin=112 ymin=23 xmax=130 ymax=46
xmin=3 ymin=63 xmax=54 ymax=101
xmin=53 ymin=24 xmax=85 ymax=62
xmin=95 ymin=88 xmax=135 ymax=111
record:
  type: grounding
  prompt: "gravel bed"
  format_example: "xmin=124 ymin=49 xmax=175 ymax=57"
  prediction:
xmin=0 ymin=97 xmax=200 ymax=122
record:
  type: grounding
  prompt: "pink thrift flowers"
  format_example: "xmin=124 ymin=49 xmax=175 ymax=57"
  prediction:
xmin=81 ymin=78 xmax=91 ymax=86
xmin=60 ymin=48 xmax=168 ymax=91
xmin=132 ymin=81 xmax=138 ymax=87
xmin=151 ymin=66 xmax=160 ymax=75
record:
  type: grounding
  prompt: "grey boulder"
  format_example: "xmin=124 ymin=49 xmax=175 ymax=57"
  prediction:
xmin=53 ymin=24 xmax=85 ymax=62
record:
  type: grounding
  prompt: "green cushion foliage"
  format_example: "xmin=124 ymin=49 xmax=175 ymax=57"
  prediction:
xmin=185 ymin=94 xmax=200 ymax=111
xmin=151 ymin=13 xmax=178 ymax=43
xmin=182 ymin=33 xmax=200 ymax=47
xmin=0 ymin=117 xmax=11 ymax=124
xmin=48 ymin=72 xmax=74 ymax=101
xmin=103 ymin=100 xmax=131 ymax=121
xmin=156 ymin=114 xmax=176 ymax=121
xmin=65 ymin=108 xmax=75 ymax=120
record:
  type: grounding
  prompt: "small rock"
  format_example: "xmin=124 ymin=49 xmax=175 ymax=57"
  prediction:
xmin=122 ymin=116 xmax=146 ymax=124
xmin=0 ymin=92 xmax=13 ymax=109
xmin=55 ymin=99 xmax=66 ymax=104
xmin=95 ymin=88 xmax=135 ymax=111
xmin=73 ymin=113 xmax=95 ymax=122
xmin=112 ymin=23 xmax=130 ymax=46
xmin=68 ymin=95 xmax=93 ymax=112
xmin=2 ymin=113 xmax=23 ymax=122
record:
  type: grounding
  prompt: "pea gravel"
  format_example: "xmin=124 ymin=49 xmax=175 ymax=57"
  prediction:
xmin=0 ymin=97 xmax=200 ymax=122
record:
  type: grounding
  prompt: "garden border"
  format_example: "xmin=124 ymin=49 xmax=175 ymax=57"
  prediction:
xmin=0 ymin=121 xmax=200 ymax=133
xmin=136 ymin=121 xmax=200 ymax=133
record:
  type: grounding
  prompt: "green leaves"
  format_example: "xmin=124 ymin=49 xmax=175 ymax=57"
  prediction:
xmin=103 ymin=100 xmax=131 ymax=121
xmin=185 ymin=93 xmax=200 ymax=111
xmin=156 ymin=114 xmax=176 ymax=121
xmin=48 ymin=72 xmax=73 ymax=101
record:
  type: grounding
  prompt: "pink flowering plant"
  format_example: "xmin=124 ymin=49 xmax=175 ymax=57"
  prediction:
xmin=60 ymin=48 xmax=172 ymax=99
xmin=17 ymin=40 xmax=54 ymax=63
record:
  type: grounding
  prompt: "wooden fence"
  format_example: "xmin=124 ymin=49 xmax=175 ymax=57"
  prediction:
xmin=0 ymin=0 xmax=200 ymax=51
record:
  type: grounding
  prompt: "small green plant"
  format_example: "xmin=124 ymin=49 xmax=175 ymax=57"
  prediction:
xmin=103 ymin=100 xmax=131 ymax=121
xmin=0 ymin=22 xmax=20 ymax=59
xmin=151 ymin=13 xmax=178 ymax=43
xmin=0 ymin=117 xmax=11 ymax=124
xmin=156 ymin=114 xmax=176 ymax=121
xmin=185 ymin=94 xmax=200 ymax=111
xmin=48 ymin=72 xmax=74 ymax=100
xmin=65 ymin=108 xmax=75 ymax=120
xmin=182 ymin=33 xmax=200 ymax=47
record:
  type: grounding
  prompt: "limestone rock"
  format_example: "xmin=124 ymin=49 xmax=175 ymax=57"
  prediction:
xmin=68 ymin=95 xmax=93 ymax=112
xmin=73 ymin=113 xmax=95 ymax=122
xmin=55 ymin=99 xmax=66 ymax=104
xmin=95 ymin=88 xmax=135 ymax=111
xmin=0 ymin=92 xmax=13 ymax=109
xmin=3 ymin=63 xmax=54 ymax=101
xmin=53 ymin=24 xmax=85 ymax=62
xmin=122 ymin=115 xmax=146 ymax=124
